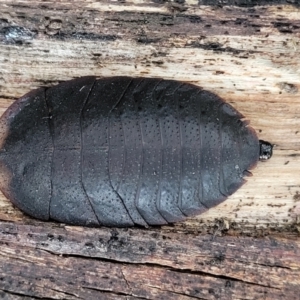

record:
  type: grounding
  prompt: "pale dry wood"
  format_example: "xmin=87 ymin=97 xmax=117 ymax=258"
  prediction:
xmin=0 ymin=0 xmax=299 ymax=230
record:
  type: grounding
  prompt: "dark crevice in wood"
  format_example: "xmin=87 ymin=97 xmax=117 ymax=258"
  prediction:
xmin=197 ymin=0 xmax=300 ymax=6
xmin=37 ymin=247 xmax=282 ymax=290
xmin=0 ymin=95 xmax=16 ymax=100
xmin=49 ymin=32 xmax=119 ymax=42
xmin=120 ymin=266 xmax=132 ymax=295
xmin=46 ymin=287 xmax=81 ymax=299
xmin=82 ymin=286 xmax=147 ymax=299
xmin=174 ymin=268 xmax=282 ymax=290
xmin=237 ymin=260 xmax=293 ymax=270
xmin=0 ymin=289 xmax=52 ymax=299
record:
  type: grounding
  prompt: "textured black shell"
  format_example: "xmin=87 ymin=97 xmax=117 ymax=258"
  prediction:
xmin=0 ymin=77 xmax=259 ymax=227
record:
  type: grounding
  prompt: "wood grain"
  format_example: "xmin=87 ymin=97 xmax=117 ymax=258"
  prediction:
xmin=0 ymin=1 xmax=300 ymax=298
xmin=0 ymin=0 xmax=299 ymax=230
xmin=1 ymin=220 xmax=300 ymax=299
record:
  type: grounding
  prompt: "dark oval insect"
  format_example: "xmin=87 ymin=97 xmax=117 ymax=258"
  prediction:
xmin=0 ymin=77 xmax=273 ymax=227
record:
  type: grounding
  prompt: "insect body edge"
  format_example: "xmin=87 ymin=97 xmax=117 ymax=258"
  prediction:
xmin=0 ymin=76 xmax=268 ymax=227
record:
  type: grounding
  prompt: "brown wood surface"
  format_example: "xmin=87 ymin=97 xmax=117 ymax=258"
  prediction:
xmin=0 ymin=0 xmax=300 ymax=299
xmin=1 ymin=220 xmax=300 ymax=299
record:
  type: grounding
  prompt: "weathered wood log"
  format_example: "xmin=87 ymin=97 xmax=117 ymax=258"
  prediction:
xmin=0 ymin=0 xmax=300 ymax=298
xmin=1 ymin=0 xmax=300 ymax=229
xmin=1 ymin=220 xmax=300 ymax=299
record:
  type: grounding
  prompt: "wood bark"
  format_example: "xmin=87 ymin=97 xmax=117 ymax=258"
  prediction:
xmin=1 ymin=220 xmax=300 ymax=299
xmin=0 ymin=0 xmax=300 ymax=298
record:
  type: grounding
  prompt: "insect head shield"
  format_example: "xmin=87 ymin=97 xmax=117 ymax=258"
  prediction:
xmin=259 ymin=140 xmax=273 ymax=161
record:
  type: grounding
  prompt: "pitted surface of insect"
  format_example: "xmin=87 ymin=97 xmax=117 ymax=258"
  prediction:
xmin=0 ymin=77 xmax=273 ymax=227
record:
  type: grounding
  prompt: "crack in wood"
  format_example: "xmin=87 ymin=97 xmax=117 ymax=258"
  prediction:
xmin=235 ymin=259 xmax=293 ymax=270
xmin=36 ymin=247 xmax=282 ymax=290
xmin=146 ymin=285 xmax=207 ymax=300
xmin=120 ymin=267 xmax=133 ymax=295
xmin=174 ymin=268 xmax=282 ymax=290
xmin=0 ymin=288 xmax=78 ymax=299
xmin=82 ymin=286 xmax=147 ymax=299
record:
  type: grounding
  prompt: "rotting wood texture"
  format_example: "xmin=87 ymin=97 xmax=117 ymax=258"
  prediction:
xmin=1 ymin=220 xmax=300 ymax=299
xmin=0 ymin=0 xmax=300 ymax=298
xmin=0 ymin=0 xmax=300 ymax=230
